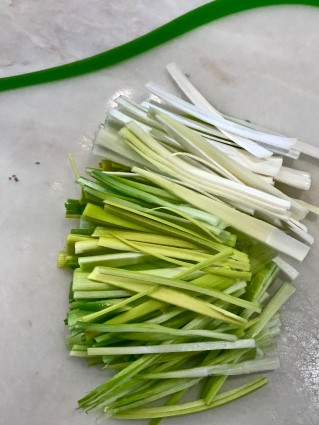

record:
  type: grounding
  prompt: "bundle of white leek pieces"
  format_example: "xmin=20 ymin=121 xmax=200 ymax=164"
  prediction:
xmin=59 ymin=64 xmax=319 ymax=423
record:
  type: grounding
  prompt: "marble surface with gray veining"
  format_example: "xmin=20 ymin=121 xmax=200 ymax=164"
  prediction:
xmin=0 ymin=2 xmax=319 ymax=425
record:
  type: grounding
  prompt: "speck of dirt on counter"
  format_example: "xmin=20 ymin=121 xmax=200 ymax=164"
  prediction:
xmin=35 ymin=162 xmax=40 ymax=165
xmin=9 ymin=174 xmax=19 ymax=182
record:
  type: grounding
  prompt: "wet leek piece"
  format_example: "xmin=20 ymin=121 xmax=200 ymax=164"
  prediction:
xmin=60 ymin=161 xmax=299 ymax=423
xmin=1 ymin=0 xmax=319 ymax=91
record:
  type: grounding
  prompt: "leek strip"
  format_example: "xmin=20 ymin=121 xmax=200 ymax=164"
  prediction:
xmin=89 ymin=268 xmax=248 ymax=326
xmin=146 ymin=121 xmax=289 ymax=218
xmin=104 ymin=300 xmax=166 ymax=325
xmin=116 ymin=96 xmax=162 ymax=129
xmin=166 ymin=62 xmax=273 ymax=159
xmin=247 ymin=282 xmax=295 ymax=338
xmin=293 ymin=198 xmax=319 ymax=215
xmin=108 ymin=108 xmax=152 ymax=133
xmin=108 ymin=378 xmax=200 ymax=415
xmin=123 ymin=123 xmax=291 ymax=217
xmin=73 ymin=290 xmax=131 ymax=299
xmin=95 ymin=381 xmax=152 ymax=416
xmin=148 ymin=388 xmax=188 ymax=425
xmin=244 ymin=264 xmax=277 ymax=304
xmin=286 ymin=220 xmax=314 ymax=245
xmin=133 ymin=167 xmax=310 ymax=261
xmin=145 ymin=102 xmax=246 ymax=176
xmin=91 ymin=273 xmax=250 ymax=325
xmin=95 ymin=139 xmax=237 ymax=231
xmin=114 ymin=377 xmax=268 ymax=419
xmin=99 ymin=235 xmax=197 ymax=268
xmin=113 ymin=175 xmax=179 ymax=201
xmin=98 ymin=237 xmax=210 ymax=262
xmin=144 ymin=102 xmax=234 ymax=144
xmin=70 ymin=299 xmax=128 ymax=312
xmin=154 ymin=113 xmax=307 ymax=220
xmin=79 ymin=290 xmax=157 ymax=323
xmin=91 ymin=168 xmax=172 ymax=208
xmin=75 ymin=240 xmax=107 ymax=255
xmin=155 ymin=114 xmax=290 ymax=215
xmin=78 ymin=354 xmax=158 ymax=407
xmin=77 ymin=176 xmax=110 ymax=194
xmin=142 ymin=357 xmax=279 ymax=379
xmin=93 ymin=229 xmax=197 ymax=249
xmin=274 ymin=166 xmax=311 ymax=190
xmin=172 ymin=249 xmax=233 ymax=279
xmin=95 ymin=126 xmax=150 ymax=169
xmin=101 ymin=198 xmax=229 ymax=252
xmin=295 ymin=139 xmax=319 ymax=159
xmin=66 ymin=234 xmax=93 ymax=255
xmin=147 ymin=204 xmax=229 ymax=240
xmin=78 ymin=252 xmax=151 ymax=272
xmin=82 ymin=186 xmax=111 ymax=205
xmin=80 ymin=323 xmax=238 ymax=341
xmin=92 ymin=144 xmax=138 ymax=169
xmin=214 ymin=146 xmax=283 ymax=176
xmin=273 ymin=256 xmax=299 ymax=281
xmin=203 ymin=376 xmax=227 ymax=404
xmin=72 ymin=281 xmax=115 ymax=291
xmin=146 ymin=81 xmax=296 ymax=148
xmin=82 ymin=203 xmax=149 ymax=231
xmin=91 ymin=267 xmax=259 ymax=311
xmin=87 ymin=339 xmax=255 ymax=356
xmin=145 ymin=307 xmax=184 ymax=325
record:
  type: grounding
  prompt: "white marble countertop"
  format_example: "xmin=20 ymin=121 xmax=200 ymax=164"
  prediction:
xmin=1 ymin=2 xmax=319 ymax=425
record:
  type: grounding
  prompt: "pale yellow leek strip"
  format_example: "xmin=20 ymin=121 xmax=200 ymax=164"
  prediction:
xmin=82 ymin=203 xmax=149 ymax=231
xmin=98 ymin=235 xmax=207 ymax=264
xmin=90 ymin=267 xmax=260 ymax=312
xmin=201 ymin=268 xmax=251 ymax=280
xmin=189 ymin=274 xmax=234 ymax=290
xmin=132 ymin=167 xmax=310 ymax=261
xmin=147 ymin=207 xmax=248 ymax=264
xmin=102 ymin=233 xmax=250 ymax=274
xmin=293 ymin=198 xmax=319 ymax=215
xmin=97 ymin=236 xmax=138 ymax=252
xmin=144 ymin=207 xmax=246 ymax=262
xmin=75 ymin=239 xmax=106 ymax=255
xmin=89 ymin=267 xmax=247 ymax=326
xmin=102 ymin=198 xmax=218 ymax=250
xmin=105 ymin=300 xmax=166 ymax=325
xmin=173 ymin=249 xmax=233 ymax=280
xmin=66 ymin=234 xmax=93 ymax=255
xmin=68 ymin=153 xmax=80 ymax=180
xmin=102 ymin=198 xmax=242 ymax=257
xmin=216 ymin=259 xmax=250 ymax=271
xmin=92 ymin=228 xmax=197 ymax=249
xmin=146 ymin=205 xmax=225 ymax=244
xmin=101 ymin=234 xmax=251 ymax=279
